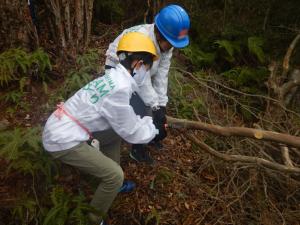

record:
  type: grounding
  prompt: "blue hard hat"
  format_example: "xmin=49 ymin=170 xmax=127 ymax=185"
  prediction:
xmin=154 ymin=4 xmax=190 ymax=48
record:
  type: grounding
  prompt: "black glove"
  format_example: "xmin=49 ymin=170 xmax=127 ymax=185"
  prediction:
xmin=153 ymin=120 xmax=167 ymax=142
xmin=152 ymin=106 xmax=166 ymax=125
xmin=152 ymin=106 xmax=167 ymax=142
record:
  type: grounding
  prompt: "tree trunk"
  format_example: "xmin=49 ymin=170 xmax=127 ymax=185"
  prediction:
xmin=44 ymin=0 xmax=94 ymax=56
xmin=0 ymin=0 xmax=38 ymax=51
xmin=0 ymin=0 xmax=94 ymax=56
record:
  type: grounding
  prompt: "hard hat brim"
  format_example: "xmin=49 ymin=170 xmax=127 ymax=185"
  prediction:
xmin=167 ymin=35 xmax=189 ymax=48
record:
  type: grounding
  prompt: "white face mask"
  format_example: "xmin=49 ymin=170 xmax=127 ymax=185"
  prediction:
xmin=132 ymin=64 xmax=148 ymax=86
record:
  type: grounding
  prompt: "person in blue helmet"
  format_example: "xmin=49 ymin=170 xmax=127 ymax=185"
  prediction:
xmin=105 ymin=4 xmax=190 ymax=164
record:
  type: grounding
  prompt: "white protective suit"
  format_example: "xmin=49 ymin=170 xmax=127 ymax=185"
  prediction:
xmin=43 ymin=64 xmax=158 ymax=152
xmin=105 ymin=24 xmax=173 ymax=108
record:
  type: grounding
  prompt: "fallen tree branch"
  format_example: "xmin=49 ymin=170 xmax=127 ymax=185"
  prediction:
xmin=187 ymin=133 xmax=300 ymax=174
xmin=167 ymin=116 xmax=300 ymax=148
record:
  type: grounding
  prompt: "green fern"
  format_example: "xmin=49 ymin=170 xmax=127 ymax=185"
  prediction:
xmin=69 ymin=194 xmax=96 ymax=225
xmin=248 ymin=36 xmax=265 ymax=63
xmin=30 ymin=48 xmax=52 ymax=73
xmin=182 ymin=44 xmax=215 ymax=67
xmin=169 ymin=68 xmax=206 ymax=119
xmin=0 ymin=48 xmax=51 ymax=88
xmin=214 ymin=39 xmax=241 ymax=62
xmin=0 ymin=90 xmax=23 ymax=104
xmin=222 ymin=66 xmax=268 ymax=90
xmin=0 ymin=127 xmax=54 ymax=177
xmin=63 ymin=70 xmax=93 ymax=97
xmin=19 ymin=76 xmax=28 ymax=92
xmin=0 ymin=48 xmax=28 ymax=85
xmin=43 ymin=187 xmax=71 ymax=225
xmin=62 ymin=49 xmax=100 ymax=97
xmin=76 ymin=49 xmax=99 ymax=69
xmin=0 ymin=89 xmax=32 ymax=111
xmin=12 ymin=196 xmax=38 ymax=225
xmin=43 ymin=187 xmax=95 ymax=225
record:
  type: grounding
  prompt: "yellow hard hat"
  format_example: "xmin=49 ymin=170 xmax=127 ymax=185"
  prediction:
xmin=117 ymin=32 xmax=159 ymax=60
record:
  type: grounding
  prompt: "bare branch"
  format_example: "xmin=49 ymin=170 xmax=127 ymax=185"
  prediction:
xmin=144 ymin=0 xmax=151 ymax=23
xmin=262 ymin=7 xmax=270 ymax=31
xmin=280 ymin=79 xmax=300 ymax=101
xmin=267 ymin=61 xmax=280 ymax=95
xmin=280 ymin=69 xmax=300 ymax=106
xmin=280 ymin=145 xmax=294 ymax=167
xmin=167 ymin=116 xmax=300 ymax=148
xmin=172 ymin=66 xmax=300 ymax=119
xmin=282 ymin=33 xmax=300 ymax=78
xmin=173 ymin=66 xmax=280 ymax=103
xmin=187 ymin=133 xmax=300 ymax=174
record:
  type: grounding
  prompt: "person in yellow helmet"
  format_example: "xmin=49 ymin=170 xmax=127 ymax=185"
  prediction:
xmin=105 ymin=5 xmax=190 ymax=164
xmin=42 ymin=32 xmax=166 ymax=225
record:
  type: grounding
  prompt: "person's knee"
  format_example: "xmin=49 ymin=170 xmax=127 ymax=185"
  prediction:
xmin=113 ymin=166 xmax=124 ymax=187
xmin=106 ymin=166 xmax=124 ymax=189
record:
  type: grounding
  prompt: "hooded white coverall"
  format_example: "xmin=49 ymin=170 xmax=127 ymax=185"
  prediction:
xmin=42 ymin=63 xmax=158 ymax=217
xmin=105 ymin=24 xmax=173 ymax=108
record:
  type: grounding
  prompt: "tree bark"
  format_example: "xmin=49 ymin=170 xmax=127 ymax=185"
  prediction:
xmin=84 ymin=0 xmax=94 ymax=47
xmin=0 ymin=0 xmax=38 ymax=51
xmin=43 ymin=0 xmax=94 ymax=55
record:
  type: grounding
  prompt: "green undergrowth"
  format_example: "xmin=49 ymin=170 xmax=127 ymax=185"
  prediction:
xmin=0 ymin=48 xmax=102 ymax=224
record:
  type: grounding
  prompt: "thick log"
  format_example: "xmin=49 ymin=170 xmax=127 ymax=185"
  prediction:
xmin=167 ymin=116 xmax=300 ymax=148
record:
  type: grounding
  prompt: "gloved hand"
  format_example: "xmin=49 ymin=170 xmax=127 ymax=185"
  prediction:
xmin=153 ymin=120 xmax=167 ymax=142
xmin=152 ymin=106 xmax=167 ymax=142
xmin=152 ymin=106 xmax=167 ymax=125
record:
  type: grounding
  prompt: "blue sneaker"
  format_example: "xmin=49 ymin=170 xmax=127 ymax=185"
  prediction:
xmin=119 ymin=180 xmax=136 ymax=193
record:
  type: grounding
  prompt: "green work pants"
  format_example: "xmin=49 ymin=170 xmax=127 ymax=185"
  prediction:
xmin=49 ymin=129 xmax=123 ymax=220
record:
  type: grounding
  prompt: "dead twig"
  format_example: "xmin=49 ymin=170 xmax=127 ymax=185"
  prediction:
xmin=173 ymin=66 xmax=300 ymax=119
xmin=185 ymin=132 xmax=300 ymax=174
xmin=280 ymin=145 xmax=294 ymax=167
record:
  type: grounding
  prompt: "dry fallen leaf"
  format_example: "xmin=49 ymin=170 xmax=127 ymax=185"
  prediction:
xmin=184 ymin=202 xmax=190 ymax=210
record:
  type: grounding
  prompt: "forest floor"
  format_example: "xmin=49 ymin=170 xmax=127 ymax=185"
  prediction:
xmin=1 ymin=24 xmax=300 ymax=225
